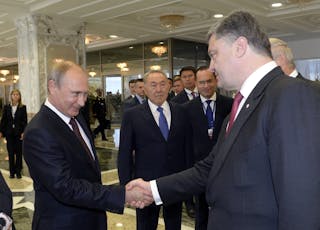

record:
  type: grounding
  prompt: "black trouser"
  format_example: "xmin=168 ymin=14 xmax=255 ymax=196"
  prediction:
xmin=195 ymin=193 xmax=209 ymax=230
xmin=93 ymin=117 xmax=107 ymax=139
xmin=6 ymin=135 xmax=23 ymax=176
xmin=136 ymin=202 xmax=182 ymax=230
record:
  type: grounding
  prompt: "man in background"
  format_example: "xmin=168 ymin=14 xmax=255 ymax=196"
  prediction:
xmin=122 ymin=78 xmax=145 ymax=111
xmin=171 ymin=76 xmax=184 ymax=97
xmin=124 ymin=79 xmax=137 ymax=101
xmin=171 ymin=66 xmax=198 ymax=104
xmin=269 ymin=37 xmax=308 ymax=80
xmin=118 ymin=70 xmax=191 ymax=230
xmin=184 ymin=66 xmax=232 ymax=229
xmin=92 ymin=88 xmax=108 ymax=141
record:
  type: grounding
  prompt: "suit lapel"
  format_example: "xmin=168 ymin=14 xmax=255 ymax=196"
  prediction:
xmin=141 ymin=103 xmax=165 ymax=140
xmin=209 ymin=67 xmax=282 ymax=179
xmin=75 ymin=115 xmax=101 ymax=173
xmin=42 ymin=106 xmax=100 ymax=175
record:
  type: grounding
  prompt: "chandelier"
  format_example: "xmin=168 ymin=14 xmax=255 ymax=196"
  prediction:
xmin=160 ymin=14 xmax=185 ymax=31
xmin=0 ymin=69 xmax=10 ymax=76
xmin=151 ymin=46 xmax=167 ymax=57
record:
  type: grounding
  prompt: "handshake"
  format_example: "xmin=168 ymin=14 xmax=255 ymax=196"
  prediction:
xmin=124 ymin=178 xmax=154 ymax=209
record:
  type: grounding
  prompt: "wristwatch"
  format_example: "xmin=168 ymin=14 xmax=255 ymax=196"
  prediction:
xmin=0 ymin=212 xmax=12 ymax=230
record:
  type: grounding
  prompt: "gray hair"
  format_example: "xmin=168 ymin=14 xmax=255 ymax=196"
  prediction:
xmin=208 ymin=11 xmax=272 ymax=58
xmin=269 ymin=37 xmax=295 ymax=68
xmin=47 ymin=61 xmax=85 ymax=88
xmin=143 ymin=70 xmax=167 ymax=82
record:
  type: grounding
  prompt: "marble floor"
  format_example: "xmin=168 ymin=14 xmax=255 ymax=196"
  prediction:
xmin=0 ymin=128 xmax=195 ymax=230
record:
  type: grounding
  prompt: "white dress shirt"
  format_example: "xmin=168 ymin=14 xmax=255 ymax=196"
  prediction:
xmin=44 ymin=99 xmax=95 ymax=160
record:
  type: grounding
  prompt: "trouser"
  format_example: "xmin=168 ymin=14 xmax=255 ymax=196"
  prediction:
xmin=93 ymin=117 xmax=107 ymax=139
xmin=6 ymin=136 xmax=23 ymax=176
xmin=136 ymin=202 xmax=182 ymax=230
xmin=195 ymin=193 xmax=209 ymax=230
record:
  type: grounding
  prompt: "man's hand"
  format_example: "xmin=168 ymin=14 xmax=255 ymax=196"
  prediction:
xmin=125 ymin=178 xmax=154 ymax=208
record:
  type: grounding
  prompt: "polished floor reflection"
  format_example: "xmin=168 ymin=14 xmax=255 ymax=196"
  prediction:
xmin=0 ymin=128 xmax=195 ymax=229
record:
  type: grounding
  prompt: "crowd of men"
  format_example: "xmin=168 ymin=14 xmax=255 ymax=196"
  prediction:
xmin=2 ymin=10 xmax=320 ymax=230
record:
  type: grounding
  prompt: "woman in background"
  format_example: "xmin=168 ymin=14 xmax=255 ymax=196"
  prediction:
xmin=0 ymin=89 xmax=27 ymax=179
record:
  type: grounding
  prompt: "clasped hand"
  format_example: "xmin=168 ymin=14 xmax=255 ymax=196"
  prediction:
xmin=125 ymin=178 xmax=154 ymax=209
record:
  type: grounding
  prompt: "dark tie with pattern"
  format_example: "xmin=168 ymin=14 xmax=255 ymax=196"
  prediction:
xmin=69 ymin=118 xmax=94 ymax=161
xmin=226 ymin=92 xmax=243 ymax=135
xmin=157 ymin=107 xmax=169 ymax=140
xmin=205 ymin=100 xmax=214 ymax=129
xmin=191 ymin=91 xmax=196 ymax=99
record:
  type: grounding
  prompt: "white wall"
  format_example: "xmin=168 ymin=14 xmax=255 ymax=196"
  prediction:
xmin=287 ymin=38 xmax=320 ymax=60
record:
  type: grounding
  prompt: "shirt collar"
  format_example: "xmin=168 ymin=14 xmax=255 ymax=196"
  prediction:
xmin=44 ymin=98 xmax=72 ymax=126
xmin=200 ymin=92 xmax=217 ymax=103
xmin=239 ymin=61 xmax=277 ymax=99
xmin=184 ymin=88 xmax=198 ymax=94
xmin=289 ymin=69 xmax=298 ymax=78
xmin=148 ymin=99 xmax=170 ymax=112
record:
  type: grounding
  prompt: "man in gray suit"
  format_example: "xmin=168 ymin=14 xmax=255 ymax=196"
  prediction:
xmin=127 ymin=11 xmax=320 ymax=230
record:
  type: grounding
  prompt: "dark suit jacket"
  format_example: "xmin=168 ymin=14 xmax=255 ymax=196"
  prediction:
xmin=23 ymin=105 xmax=125 ymax=230
xmin=122 ymin=96 xmax=141 ymax=112
xmin=184 ymin=94 xmax=233 ymax=163
xmin=296 ymin=72 xmax=311 ymax=82
xmin=0 ymin=104 xmax=27 ymax=137
xmin=118 ymin=101 xmax=192 ymax=185
xmin=0 ymin=171 xmax=12 ymax=216
xmin=170 ymin=90 xmax=189 ymax=104
xmin=156 ymin=67 xmax=320 ymax=229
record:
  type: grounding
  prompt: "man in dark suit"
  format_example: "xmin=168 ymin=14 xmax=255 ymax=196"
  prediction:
xmin=184 ymin=66 xmax=232 ymax=230
xmin=171 ymin=66 xmax=198 ymax=104
xmin=23 ymin=61 xmax=151 ymax=230
xmin=269 ymin=37 xmax=309 ymax=81
xmin=171 ymin=76 xmax=184 ymax=97
xmin=170 ymin=66 xmax=198 ymax=217
xmin=122 ymin=79 xmax=145 ymax=111
xmin=128 ymin=11 xmax=320 ymax=230
xmin=0 ymin=171 xmax=13 ymax=229
xmin=124 ymin=79 xmax=137 ymax=101
xmin=92 ymin=88 xmax=108 ymax=141
xmin=118 ymin=70 xmax=191 ymax=230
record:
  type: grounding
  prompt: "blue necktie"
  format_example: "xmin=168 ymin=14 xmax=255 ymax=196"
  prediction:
xmin=157 ymin=107 xmax=169 ymax=140
xmin=205 ymin=100 xmax=214 ymax=129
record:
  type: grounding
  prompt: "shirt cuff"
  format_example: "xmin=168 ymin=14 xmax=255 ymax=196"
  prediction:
xmin=0 ymin=212 xmax=12 ymax=229
xmin=150 ymin=180 xmax=163 ymax=205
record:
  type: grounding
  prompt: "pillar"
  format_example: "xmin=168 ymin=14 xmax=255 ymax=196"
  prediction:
xmin=15 ymin=14 xmax=86 ymax=117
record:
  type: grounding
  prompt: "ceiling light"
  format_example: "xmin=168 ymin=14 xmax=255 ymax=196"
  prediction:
xmin=151 ymin=46 xmax=167 ymax=57
xmin=214 ymin=14 xmax=224 ymax=18
xmin=150 ymin=65 xmax=161 ymax=70
xmin=129 ymin=46 xmax=134 ymax=49
xmin=14 ymin=75 xmax=19 ymax=80
xmin=121 ymin=67 xmax=129 ymax=72
xmin=160 ymin=15 xmax=185 ymax=31
xmin=88 ymin=71 xmax=97 ymax=77
xmin=0 ymin=77 xmax=6 ymax=82
xmin=271 ymin=2 xmax=283 ymax=7
xmin=116 ymin=63 xmax=127 ymax=69
xmin=0 ymin=69 xmax=10 ymax=76
xmin=109 ymin=35 xmax=118 ymax=39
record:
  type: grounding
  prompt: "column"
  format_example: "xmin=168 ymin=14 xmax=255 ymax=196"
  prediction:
xmin=15 ymin=14 xmax=86 ymax=117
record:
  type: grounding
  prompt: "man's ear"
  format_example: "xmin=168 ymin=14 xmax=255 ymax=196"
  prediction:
xmin=48 ymin=79 xmax=56 ymax=93
xmin=234 ymin=36 xmax=248 ymax=58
